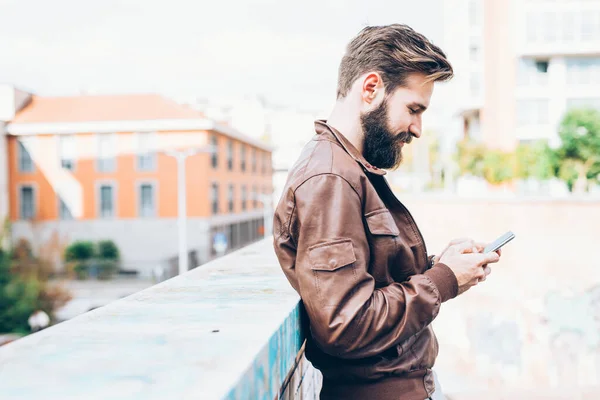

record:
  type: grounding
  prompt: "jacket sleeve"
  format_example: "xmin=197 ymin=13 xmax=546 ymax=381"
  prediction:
xmin=291 ymin=173 xmax=458 ymax=359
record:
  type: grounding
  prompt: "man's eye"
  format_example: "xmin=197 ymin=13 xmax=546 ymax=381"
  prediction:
xmin=408 ymin=108 xmax=417 ymax=115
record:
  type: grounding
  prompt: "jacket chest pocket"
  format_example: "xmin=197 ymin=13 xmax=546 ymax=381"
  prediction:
xmin=364 ymin=209 xmax=399 ymax=285
xmin=308 ymin=239 xmax=358 ymax=307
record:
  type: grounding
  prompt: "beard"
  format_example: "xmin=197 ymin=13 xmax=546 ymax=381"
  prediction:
xmin=360 ymin=99 xmax=413 ymax=170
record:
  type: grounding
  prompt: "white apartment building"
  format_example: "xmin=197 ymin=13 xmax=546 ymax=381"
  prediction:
xmin=439 ymin=0 xmax=600 ymax=151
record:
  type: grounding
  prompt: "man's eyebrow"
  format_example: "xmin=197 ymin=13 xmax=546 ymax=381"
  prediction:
xmin=409 ymin=102 xmax=428 ymax=111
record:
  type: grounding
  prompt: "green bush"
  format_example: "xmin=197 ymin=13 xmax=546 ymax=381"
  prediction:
xmin=97 ymin=240 xmax=119 ymax=261
xmin=64 ymin=241 xmax=95 ymax=263
xmin=64 ymin=240 xmax=120 ymax=280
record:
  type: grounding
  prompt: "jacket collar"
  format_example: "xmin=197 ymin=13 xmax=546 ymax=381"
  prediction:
xmin=314 ymin=120 xmax=386 ymax=176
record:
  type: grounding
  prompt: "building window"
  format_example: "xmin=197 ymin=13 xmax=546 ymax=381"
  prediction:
xmin=58 ymin=196 xmax=73 ymax=220
xmin=581 ymin=11 xmax=597 ymax=41
xmin=566 ymin=57 xmax=600 ymax=85
xmin=563 ymin=11 xmax=576 ymax=42
xmin=18 ymin=139 xmax=34 ymax=173
xmin=241 ymin=185 xmax=247 ymax=211
xmin=228 ymin=184 xmax=234 ymax=212
xmin=542 ymin=11 xmax=557 ymax=43
xmin=535 ymin=60 xmax=549 ymax=73
xmin=516 ymin=99 xmax=549 ymax=126
xmin=19 ymin=186 xmax=34 ymax=220
xmin=99 ymin=184 xmax=115 ymax=218
xmin=59 ymin=135 xmax=76 ymax=171
xmin=253 ymin=186 xmax=258 ymax=208
xmin=137 ymin=132 xmax=156 ymax=171
xmin=263 ymin=153 xmax=270 ymax=175
xmin=526 ymin=12 xmax=539 ymax=43
xmin=470 ymin=72 xmax=480 ymax=97
xmin=252 ymin=148 xmax=257 ymax=173
xmin=567 ymin=98 xmax=600 ymax=111
xmin=240 ymin=145 xmax=246 ymax=172
xmin=227 ymin=140 xmax=234 ymax=170
xmin=211 ymin=183 xmax=219 ymax=215
xmin=139 ymin=183 xmax=155 ymax=217
xmin=468 ymin=0 xmax=479 ymax=26
xmin=517 ymin=59 xmax=549 ymax=86
xmin=97 ymin=134 xmax=116 ymax=172
xmin=211 ymin=135 xmax=218 ymax=168
xmin=469 ymin=45 xmax=479 ymax=63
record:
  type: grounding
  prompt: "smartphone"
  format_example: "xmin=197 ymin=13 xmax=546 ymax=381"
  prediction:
xmin=484 ymin=231 xmax=515 ymax=253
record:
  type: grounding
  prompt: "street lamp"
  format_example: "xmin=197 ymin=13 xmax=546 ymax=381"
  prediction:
xmin=162 ymin=146 xmax=215 ymax=275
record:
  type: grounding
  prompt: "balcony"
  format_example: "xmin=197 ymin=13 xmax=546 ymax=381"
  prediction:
xmin=2 ymin=193 xmax=600 ymax=400
xmin=0 ymin=239 xmax=321 ymax=399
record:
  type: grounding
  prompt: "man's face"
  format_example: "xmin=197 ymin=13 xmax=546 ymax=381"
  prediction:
xmin=360 ymin=72 xmax=434 ymax=170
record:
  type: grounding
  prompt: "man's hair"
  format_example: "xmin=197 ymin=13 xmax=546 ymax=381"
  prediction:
xmin=336 ymin=24 xmax=453 ymax=99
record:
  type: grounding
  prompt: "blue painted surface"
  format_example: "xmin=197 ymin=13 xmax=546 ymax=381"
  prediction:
xmin=224 ymin=304 xmax=304 ymax=400
xmin=0 ymin=239 xmax=305 ymax=400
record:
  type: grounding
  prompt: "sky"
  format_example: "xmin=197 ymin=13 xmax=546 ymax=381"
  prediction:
xmin=0 ymin=0 xmax=443 ymax=113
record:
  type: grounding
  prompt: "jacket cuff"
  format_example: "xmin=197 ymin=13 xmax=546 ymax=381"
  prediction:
xmin=424 ymin=263 xmax=458 ymax=302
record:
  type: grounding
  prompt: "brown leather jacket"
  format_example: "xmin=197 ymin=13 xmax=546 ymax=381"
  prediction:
xmin=273 ymin=121 xmax=459 ymax=400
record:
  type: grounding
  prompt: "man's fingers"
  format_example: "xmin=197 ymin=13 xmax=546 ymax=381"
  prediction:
xmin=477 ymin=252 xmax=500 ymax=266
xmin=473 ymin=242 xmax=487 ymax=253
xmin=483 ymin=265 xmax=492 ymax=276
xmin=452 ymin=240 xmax=476 ymax=253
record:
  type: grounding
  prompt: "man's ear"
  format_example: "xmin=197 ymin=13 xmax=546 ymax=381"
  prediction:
xmin=361 ymin=72 xmax=384 ymax=105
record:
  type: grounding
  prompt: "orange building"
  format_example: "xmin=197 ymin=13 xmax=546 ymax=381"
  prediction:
xmin=0 ymin=87 xmax=273 ymax=277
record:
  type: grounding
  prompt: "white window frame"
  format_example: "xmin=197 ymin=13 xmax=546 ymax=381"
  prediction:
xmin=228 ymin=183 xmax=235 ymax=212
xmin=18 ymin=183 xmax=37 ymax=220
xmin=96 ymin=133 xmax=117 ymax=173
xmin=96 ymin=181 xmax=117 ymax=219
xmin=58 ymin=134 xmax=77 ymax=171
xmin=135 ymin=132 xmax=157 ymax=172
xmin=211 ymin=182 xmax=220 ymax=215
xmin=57 ymin=194 xmax=74 ymax=220
xmin=137 ymin=180 xmax=158 ymax=218
xmin=17 ymin=137 xmax=35 ymax=173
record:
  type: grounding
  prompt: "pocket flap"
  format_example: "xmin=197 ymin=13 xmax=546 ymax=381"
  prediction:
xmin=308 ymin=239 xmax=356 ymax=271
xmin=365 ymin=210 xmax=400 ymax=236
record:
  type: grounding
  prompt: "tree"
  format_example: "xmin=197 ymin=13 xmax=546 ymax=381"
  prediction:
xmin=0 ymin=247 xmax=39 ymax=334
xmin=456 ymin=139 xmax=516 ymax=185
xmin=555 ymin=108 xmax=600 ymax=193
xmin=515 ymin=141 xmax=557 ymax=181
xmin=0 ymin=238 xmax=72 ymax=334
xmin=482 ymin=150 xmax=515 ymax=185
xmin=456 ymin=139 xmax=486 ymax=177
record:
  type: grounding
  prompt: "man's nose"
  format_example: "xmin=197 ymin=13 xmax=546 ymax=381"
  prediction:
xmin=409 ymin=124 xmax=421 ymax=139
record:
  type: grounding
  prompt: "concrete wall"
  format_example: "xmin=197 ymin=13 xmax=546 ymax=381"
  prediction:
xmin=11 ymin=210 xmax=265 ymax=277
xmin=399 ymin=195 xmax=600 ymax=395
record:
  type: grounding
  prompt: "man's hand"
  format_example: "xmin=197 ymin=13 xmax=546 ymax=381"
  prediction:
xmin=438 ymin=241 xmax=500 ymax=295
xmin=434 ymin=238 xmax=494 ymax=263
